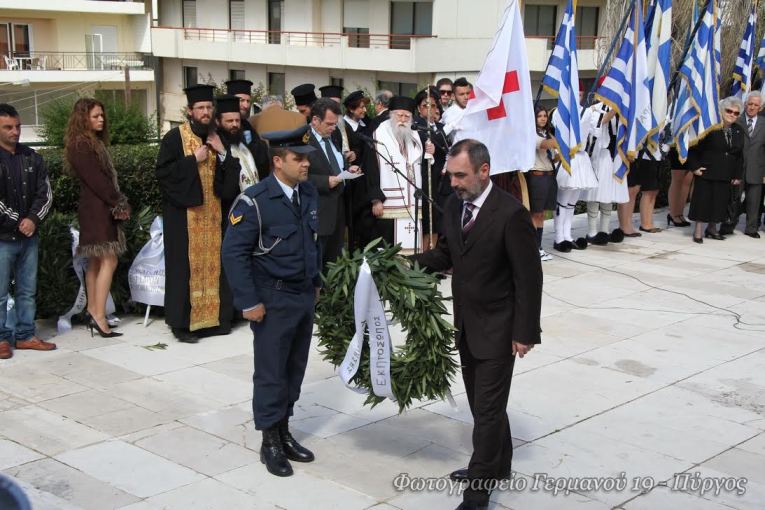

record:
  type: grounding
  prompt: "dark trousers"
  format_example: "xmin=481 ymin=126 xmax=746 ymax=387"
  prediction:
xmin=725 ymin=182 xmax=763 ymax=233
xmin=251 ymin=286 xmax=315 ymax=430
xmin=459 ymin=339 xmax=515 ymax=505
xmin=319 ymin=202 xmax=346 ymax=270
xmin=371 ymin=217 xmax=395 ymax=246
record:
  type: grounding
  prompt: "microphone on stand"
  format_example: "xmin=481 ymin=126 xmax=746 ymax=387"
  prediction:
xmin=356 ymin=132 xmax=383 ymax=146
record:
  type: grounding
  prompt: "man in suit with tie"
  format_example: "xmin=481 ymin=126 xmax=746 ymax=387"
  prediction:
xmin=306 ymin=98 xmax=360 ymax=268
xmin=723 ymin=91 xmax=765 ymax=238
xmin=413 ymin=139 xmax=543 ymax=510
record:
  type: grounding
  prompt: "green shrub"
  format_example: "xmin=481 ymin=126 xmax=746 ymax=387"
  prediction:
xmin=38 ymin=94 xmax=156 ymax=147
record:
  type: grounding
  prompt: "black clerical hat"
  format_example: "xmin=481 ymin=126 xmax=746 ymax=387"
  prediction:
xmin=183 ymin=84 xmax=215 ymax=106
xmin=343 ymin=90 xmax=370 ymax=108
xmin=215 ymin=95 xmax=240 ymax=114
xmin=290 ymin=83 xmax=317 ymax=106
xmin=258 ymin=109 xmax=316 ymax=154
xmin=319 ymin=85 xmax=344 ymax=99
xmin=388 ymin=96 xmax=416 ymax=113
xmin=225 ymin=79 xmax=253 ymax=96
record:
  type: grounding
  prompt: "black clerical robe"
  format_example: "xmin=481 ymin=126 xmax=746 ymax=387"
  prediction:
xmin=155 ymin=125 xmax=233 ymax=334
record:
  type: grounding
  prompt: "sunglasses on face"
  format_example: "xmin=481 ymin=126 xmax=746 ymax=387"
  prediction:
xmin=725 ymin=108 xmax=740 ymax=115
xmin=439 ymin=89 xmax=452 ymax=95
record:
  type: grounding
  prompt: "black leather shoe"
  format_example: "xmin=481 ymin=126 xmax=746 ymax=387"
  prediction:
xmin=172 ymin=328 xmax=199 ymax=343
xmin=450 ymin=466 xmax=512 ymax=481
xmin=553 ymin=240 xmax=572 ymax=253
xmin=609 ymin=228 xmax=625 ymax=243
xmin=278 ymin=420 xmax=314 ymax=462
xmin=745 ymin=232 xmax=761 ymax=238
xmin=261 ymin=427 xmax=293 ymax=476
xmin=718 ymin=224 xmax=735 ymax=236
xmin=587 ymin=232 xmax=609 ymax=245
xmin=704 ymin=230 xmax=725 ymax=240
xmin=572 ymin=237 xmax=588 ymax=250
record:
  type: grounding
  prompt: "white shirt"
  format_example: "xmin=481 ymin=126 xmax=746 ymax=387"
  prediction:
xmin=311 ymin=126 xmax=344 ymax=172
xmin=343 ymin=115 xmax=365 ymax=132
xmin=442 ymin=103 xmax=467 ymax=135
xmin=274 ymin=174 xmax=299 ymax=205
xmin=462 ymin=180 xmax=493 ymax=224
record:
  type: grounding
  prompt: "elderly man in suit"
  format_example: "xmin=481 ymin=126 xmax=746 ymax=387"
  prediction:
xmin=413 ymin=139 xmax=543 ymax=510
xmin=722 ymin=91 xmax=765 ymax=238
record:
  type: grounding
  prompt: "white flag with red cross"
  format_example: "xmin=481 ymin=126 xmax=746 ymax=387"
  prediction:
xmin=455 ymin=0 xmax=535 ymax=174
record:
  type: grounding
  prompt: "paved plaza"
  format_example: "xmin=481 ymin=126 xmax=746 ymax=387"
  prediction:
xmin=1 ymin=209 xmax=764 ymax=510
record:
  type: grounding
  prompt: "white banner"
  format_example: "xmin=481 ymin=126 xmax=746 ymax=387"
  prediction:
xmin=128 ymin=216 xmax=165 ymax=307
xmin=338 ymin=259 xmax=395 ymax=400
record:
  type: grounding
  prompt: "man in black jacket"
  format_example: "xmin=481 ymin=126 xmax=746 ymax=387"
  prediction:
xmin=0 ymin=103 xmax=55 ymax=359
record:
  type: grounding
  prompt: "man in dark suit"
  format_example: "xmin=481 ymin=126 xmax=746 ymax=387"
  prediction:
xmin=413 ymin=139 xmax=543 ymax=510
xmin=306 ymin=98 xmax=360 ymax=269
xmin=724 ymin=91 xmax=765 ymax=237
xmin=366 ymin=90 xmax=393 ymax=133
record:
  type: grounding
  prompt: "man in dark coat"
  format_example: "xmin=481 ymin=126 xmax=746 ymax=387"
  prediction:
xmin=225 ymin=79 xmax=270 ymax=181
xmin=155 ymin=85 xmax=233 ymax=343
xmin=290 ymin=83 xmax=317 ymax=123
xmin=413 ymin=139 xmax=543 ymax=510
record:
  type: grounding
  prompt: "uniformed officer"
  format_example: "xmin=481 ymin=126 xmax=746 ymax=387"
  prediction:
xmin=221 ymin=109 xmax=321 ymax=478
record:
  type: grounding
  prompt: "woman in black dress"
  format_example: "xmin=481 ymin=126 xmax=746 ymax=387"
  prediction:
xmin=687 ymin=97 xmax=744 ymax=243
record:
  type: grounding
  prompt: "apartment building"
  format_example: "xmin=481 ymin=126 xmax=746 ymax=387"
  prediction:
xmin=152 ymin=0 xmax=605 ymax=129
xmin=0 ymin=0 xmax=156 ymax=142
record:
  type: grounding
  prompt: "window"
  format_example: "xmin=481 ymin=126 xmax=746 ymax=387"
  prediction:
xmin=524 ymin=5 xmax=557 ymax=37
xmin=229 ymin=69 xmax=246 ymax=81
xmin=12 ymin=23 xmax=30 ymax=56
xmin=344 ymin=27 xmax=370 ymax=48
xmin=378 ymin=80 xmax=417 ymax=98
xmin=230 ymin=0 xmax=245 ymax=30
xmin=268 ymin=0 xmax=284 ymax=44
xmin=268 ymin=72 xmax=285 ymax=97
xmin=330 ymin=77 xmax=344 ymax=89
xmin=182 ymin=0 xmax=197 ymax=28
xmin=390 ymin=1 xmax=432 ymax=50
xmin=183 ymin=66 xmax=198 ymax=88
xmin=576 ymin=6 xmax=599 ymax=49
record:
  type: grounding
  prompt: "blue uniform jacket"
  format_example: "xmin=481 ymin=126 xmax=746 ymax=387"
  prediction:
xmin=222 ymin=174 xmax=322 ymax=311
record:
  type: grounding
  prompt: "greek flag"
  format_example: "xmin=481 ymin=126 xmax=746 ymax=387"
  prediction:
xmin=541 ymin=0 xmax=581 ymax=174
xmin=594 ymin=0 xmax=653 ymax=180
xmin=671 ymin=0 xmax=721 ymax=163
xmin=758 ymin=24 xmax=765 ymax=68
xmin=731 ymin=4 xmax=756 ymax=97
xmin=644 ymin=0 xmax=672 ymax=151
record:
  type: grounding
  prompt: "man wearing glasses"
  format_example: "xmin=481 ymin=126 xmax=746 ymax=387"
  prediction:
xmin=442 ymin=77 xmax=473 ymax=140
xmin=436 ymin=77 xmax=454 ymax=109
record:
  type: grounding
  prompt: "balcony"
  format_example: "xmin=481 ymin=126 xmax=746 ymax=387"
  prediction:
xmin=0 ymin=0 xmax=145 ymax=15
xmin=0 ymin=52 xmax=155 ymax=83
xmin=151 ymin=26 xmax=603 ymax=74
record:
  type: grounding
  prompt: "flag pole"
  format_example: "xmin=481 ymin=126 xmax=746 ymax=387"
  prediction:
xmin=583 ymin=2 xmax=633 ymax=107
xmin=426 ymin=83 xmax=434 ymax=250
xmin=666 ymin=0 xmax=713 ymax=100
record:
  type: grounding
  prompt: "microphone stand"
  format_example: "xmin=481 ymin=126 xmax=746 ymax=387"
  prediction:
xmin=359 ymin=136 xmax=443 ymax=255
xmin=426 ymin=88 xmax=434 ymax=249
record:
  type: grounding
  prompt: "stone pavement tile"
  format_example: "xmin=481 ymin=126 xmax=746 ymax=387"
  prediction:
xmin=299 ymin=378 xmax=401 ymax=422
xmin=83 ymin=406 xmax=176 ymax=437
xmin=136 ymin=330 xmax=252 ymax=366
xmin=386 ymin=490 xmax=472 ymax=510
xmin=82 ymin=343 xmax=197 ymax=376
xmin=55 ymin=440 xmax=204 ymax=498
xmin=365 ymin=504 xmax=402 ymax=510
xmin=38 ymin=389 xmax=136 ymax=420
xmin=657 ymin=279 xmax=762 ymax=309
xmin=0 ymin=438 xmax=44 ymax=470
xmin=216 ymin=462 xmax=379 ymax=509
xmin=737 ymin=432 xmax=765 ymax=456
xmin=6 ymin=457 xmax=140 ymax=510
xmin=290 ymin=410 xmax=373 ymax=438
xmin=32 ymin=352 xmax=144 ymax=390
xmin=562 ymin=385 xmax=762 ymax=465
xmin=399 ymin=443 xmax=470 ymax=479
xmin=537 ymin=329 xmax=626 ymax=359
xmin=512 ymin=350 xmax=566 ymax=376
xmin=12 ymin=476 xmax=84 ymax=510
xmin=511 ymin=428 xmax=691 ymax=506
xmin=154 ymin=366 xmax=251 ymax=406
xmin=0 ymin=406 xmax=109 ymax=456
xmin=620 ymin=485 xmax=744 ymax=510
xmin=107 ymin=377 xmax=229 ymax=420
xmin=118 ymin=422 xmax=185 ymax=443
xmin=201 ymin=354 xmax=253 ymax=383
xmin=701 ymin=447 xmax=765 ymax=485
xmin=322 ymin=419 xmax=434 ymax=460
xmin=0 ymin=390 xmax=31 ymax=411
xmin=47 ymin=330 xmax=124 ymax=352
xmin=491 ymin=474 xmax=611 ymax=510
xmin=180 ymin=404 xmax=254 ymax=445
xmin=540 ymin=310 xmax=648 ymax=343
xmin=542 ymin=271 xmax=648 ymax=307
xmin=540 ymin=292 xmax=577 ymax=318
xmin=381 ymin=409 xmax=474 ymax=456
xmin=128 ymin=476 xmax=265 ymax=509
xmin=134 ymin=425 xmax=257 ymax=476
xmin=676 ymin=465 xmax=765 ymax=510
xmin=0 ymin=363 xmax=88 ymax=403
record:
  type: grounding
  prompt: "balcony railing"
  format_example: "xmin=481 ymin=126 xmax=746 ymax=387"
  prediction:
xmin=1 ymin=52 xmax=152 ymax=71
xmin=161 ymin=26 xmax=436 ymax=50
xmin=525 ymin=35 xmax=605 ymax=51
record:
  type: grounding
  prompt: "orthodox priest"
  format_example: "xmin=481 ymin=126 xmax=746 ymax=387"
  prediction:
xmin=366 ymin=96 xmax=424 ymax=254
xmin=225 ymin=79 xmax=270 ymax=179
xmin=155 ymin=84 xmax=233 ymax=343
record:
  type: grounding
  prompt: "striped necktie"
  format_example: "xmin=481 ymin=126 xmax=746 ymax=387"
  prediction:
xmin=748 ymin=117 xmax=754 ymax=136
xmin=462 ymin=202 xmax=476 ymax=233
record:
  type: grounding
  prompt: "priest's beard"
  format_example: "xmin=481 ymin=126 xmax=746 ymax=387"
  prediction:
xmin=219 ymin=127 xmax=243 ymax=145
xmin=190 ymin=119 xmax=213 ymax=140
xmin=392 ymin=121 xmax=414 ymax=148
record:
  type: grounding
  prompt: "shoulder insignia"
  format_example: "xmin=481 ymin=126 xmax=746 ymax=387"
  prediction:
xmin=302 ymin=132 xmax=310 ymax=144
xmin=229 ymin=212 xmax=243 ymax=225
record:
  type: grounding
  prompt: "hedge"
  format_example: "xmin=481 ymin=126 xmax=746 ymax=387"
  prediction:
xmin=35 ymin=144 xmax=161 ymax=319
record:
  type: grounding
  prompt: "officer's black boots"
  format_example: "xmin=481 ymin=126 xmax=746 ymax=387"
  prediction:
xmin=260 ymin=427 xmax=293 ymax=476
xmin=278 ymin=419 xmax=315 ymax=462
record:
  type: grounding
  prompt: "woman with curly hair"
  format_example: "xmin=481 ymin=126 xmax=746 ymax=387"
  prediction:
xmin=64 ymin=98 xmax=130 ymax=337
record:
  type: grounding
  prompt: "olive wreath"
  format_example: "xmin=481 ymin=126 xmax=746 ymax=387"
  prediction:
xmin=316 ymin=239 xmax=459 ymax=412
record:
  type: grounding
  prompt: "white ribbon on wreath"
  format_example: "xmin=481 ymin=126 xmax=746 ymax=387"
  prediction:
xmin=338 ymin=258 xmax=396 ymax=401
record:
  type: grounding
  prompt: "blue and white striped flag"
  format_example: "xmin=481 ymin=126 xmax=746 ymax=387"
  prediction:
xmin=731 ymin=4 xmax=756 ymax=97
xmin=541 ymin=0 xmax=581 ymax=174
xmin=644 ymin=0 xmax=672 ymax=151
xmin=594 ymin=0 xmax=653 ymax=180
xmin=671 ymin=0 xmax=721 ymax=163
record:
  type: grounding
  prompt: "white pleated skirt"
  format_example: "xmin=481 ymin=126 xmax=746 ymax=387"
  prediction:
xmin=557 ymin=151 xmax=598 ymax=190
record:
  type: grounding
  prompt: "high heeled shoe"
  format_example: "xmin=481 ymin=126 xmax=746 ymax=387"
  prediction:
xmin=693 ymin=236 xmax=703 ymax=244
xmin=88 ymin=319 xmax=123 ymax=338
xmin=667 ymin=214 xmax=691 ymax=227
xmin=704 ymin=230 xmax=725 ymax=240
